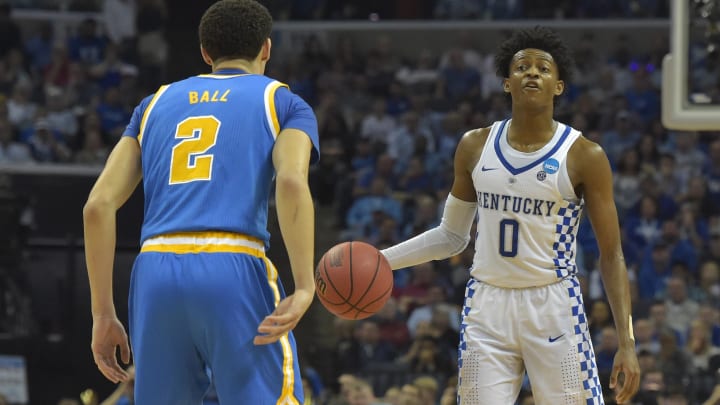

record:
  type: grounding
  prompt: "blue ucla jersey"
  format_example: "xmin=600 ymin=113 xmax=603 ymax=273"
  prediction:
xmin=122 ymin=69 xmax=320 ymax=246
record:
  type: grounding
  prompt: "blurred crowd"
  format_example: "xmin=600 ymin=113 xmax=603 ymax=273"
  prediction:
xmin=260 ymin=0 xmax=670 ymax=21
xmin=1 ymin=1 xmax=720 ymax=404
xmin=0 ymin=0 xmax=167 ymax=167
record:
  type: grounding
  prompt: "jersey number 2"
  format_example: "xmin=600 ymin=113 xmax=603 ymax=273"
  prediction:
xmin=499 ymin=219 xmax=519 ymax=257
xmin=169 ymin=116 xmax=220 ymax=184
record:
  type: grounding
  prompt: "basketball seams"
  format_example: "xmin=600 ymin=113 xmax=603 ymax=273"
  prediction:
xmin=316 ymin=241 xmax=394 ymax=320
xmin=350 ymin=248 xmax=382 ymax=318
xmin=319 ymin=248 xmax=349 ymax=306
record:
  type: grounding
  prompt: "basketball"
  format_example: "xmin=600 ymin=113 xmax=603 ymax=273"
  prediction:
xmin=315 ymin=241 xmax=394 ymax=320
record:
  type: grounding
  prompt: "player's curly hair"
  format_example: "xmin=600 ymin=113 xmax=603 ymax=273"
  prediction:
xmin=199 ymin=0 xmax=272 ymax=62
xmin=494 ymin=27 xmax=574 ymax=83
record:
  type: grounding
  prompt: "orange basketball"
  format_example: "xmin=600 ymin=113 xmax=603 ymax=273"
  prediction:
xmin=314 ymin=241 xmax=394 ymax=320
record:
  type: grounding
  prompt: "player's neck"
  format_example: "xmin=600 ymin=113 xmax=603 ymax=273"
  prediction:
xmin=213 ymin=59 xmax=263 ymax=75
xmin=509 ymin=107 xmax=556 ymax=143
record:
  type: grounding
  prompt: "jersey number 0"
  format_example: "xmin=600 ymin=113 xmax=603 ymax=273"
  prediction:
xmin=169 ymin=116 xmax=220 ymax=184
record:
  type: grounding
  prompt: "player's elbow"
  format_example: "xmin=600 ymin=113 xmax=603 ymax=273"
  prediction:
xmin=275 ymin=172 xmax=309 ymax=195
xmin=445 ymin=235 xmax=471 ymax=258
xmin=83 ymin=195 xmax=115 ymax=222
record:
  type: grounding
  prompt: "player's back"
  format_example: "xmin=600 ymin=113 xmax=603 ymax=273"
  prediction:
xmin=133 ymin=70 xmax=287 ymax=245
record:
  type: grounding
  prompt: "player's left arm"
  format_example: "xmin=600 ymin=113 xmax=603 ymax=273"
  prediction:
xmin=572 ymin=137 xmax=640 ymax=403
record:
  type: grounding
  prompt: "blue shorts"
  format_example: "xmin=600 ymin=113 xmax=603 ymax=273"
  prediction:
xmin=128 ymin=232 xmax=303 ymax=405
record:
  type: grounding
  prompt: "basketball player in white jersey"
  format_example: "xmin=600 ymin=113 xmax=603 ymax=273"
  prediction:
xmin=381 ymin=27 xmax=640 ymax=404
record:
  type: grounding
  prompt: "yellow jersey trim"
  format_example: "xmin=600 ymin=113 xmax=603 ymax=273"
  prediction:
xmin=140 ymin=231 xmax=265 ymax=256
xmin=264 ymin=81 xmax=289 ymax=139
xmin=263 ymin=258 xmax=300 ymax=405
xmin=138 ymin=84 xmax=170 ymax=147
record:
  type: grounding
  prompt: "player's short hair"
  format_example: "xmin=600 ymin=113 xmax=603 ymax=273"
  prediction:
xmin=494 ymin=26 xmax=574 ymax=83
xmin=199 ymin=0 xmax=272 ymax=62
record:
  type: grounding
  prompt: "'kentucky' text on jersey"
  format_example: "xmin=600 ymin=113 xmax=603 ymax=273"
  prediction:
xmin=471 ymin=119 xmax=582 ymax=288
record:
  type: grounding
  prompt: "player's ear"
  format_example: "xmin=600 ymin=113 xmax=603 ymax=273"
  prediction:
xmin=503 ymin=78 xmax=511 ymax=93
xmin=554 ymin=80 xmax=565 ymax=96
xmin=260 ymin=38 xmax=271 ymax=62
xmin=200 ymin=45 xmax=213 ymax=67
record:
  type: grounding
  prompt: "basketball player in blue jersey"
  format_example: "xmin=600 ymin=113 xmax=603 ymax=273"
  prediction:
xmin=381 ymin=27 xmax=640 ymax=404
xmin=82 ymin=1 xmax=319 ymax=404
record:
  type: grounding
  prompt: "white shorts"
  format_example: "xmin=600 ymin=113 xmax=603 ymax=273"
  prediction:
xmin=457 ymin=277 xmax=604 ymax=405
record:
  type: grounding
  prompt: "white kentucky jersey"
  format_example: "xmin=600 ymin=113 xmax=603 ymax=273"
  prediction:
xmin=471 ymin=119 xmax=583 ymax=289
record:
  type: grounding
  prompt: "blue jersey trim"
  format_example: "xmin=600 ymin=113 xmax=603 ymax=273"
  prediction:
xmin=494 ymin=119 xmax=573 ymax=175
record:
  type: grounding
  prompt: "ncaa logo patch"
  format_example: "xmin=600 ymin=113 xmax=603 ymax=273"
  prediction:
xmin=543 ymin=158 xmax=560 ymax=174
xmin=537 ymin=171 xmax=547 ymax=181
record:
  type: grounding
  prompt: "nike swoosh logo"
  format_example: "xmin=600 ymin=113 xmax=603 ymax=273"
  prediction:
xmin=481 ymin=166 xmax=498 ymax=172
xmin=548 ymin=334 xmax=565 ymax=343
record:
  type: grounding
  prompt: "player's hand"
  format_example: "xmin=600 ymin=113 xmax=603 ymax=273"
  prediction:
xmin=610 ymin=346 xmax=640 ymax=404
xmin=91 ymin=315 xmax=131 ymax=383
xmin=254 ymin=288 xmax=314 ymax=345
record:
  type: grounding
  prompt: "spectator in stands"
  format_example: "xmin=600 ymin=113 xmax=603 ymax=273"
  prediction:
xmin=67 ymin=18 xmax=106 ymax=65
xmin=346 ymin=378 xmax=390 ymax=405
xmin=44 ymin=89 xmax=78 ymax=138
xmin=74 ymin=125 xmax=108 ymax=165
xmin=697 ymin=260 xmax=720 ymax=306
xmin=345 ymin=177 xmax=403 ymax=238
xmin=386 ymin=111 xmax=432 ymax=171
xmin=95 ymin=87 xmax=131 ymax=140
xmin=373 ymin=297 xmax=411 ymax=351
xmin=600 ymin=109 xmax=640 ymax=166
xmin=657 ymin=329 xmax=691 ymax=387
xmin=413 ymin=376 xmax=439 ymax=405
xmin=336 ymin=320 xmax=398 ymax=374
xmin=6 ymin=83 xmax=37 ymax=130
xmin=360 ymin=98 xmax=397 ymax=148
xmin=638 ymin=243 xmax=673 ymax=300
xmin=665 ymin=276 xmax=700 ymax=334
xmin=0 ymin=118 xmax=31 ymax=164
xmin=435 ymin=49 xmax=480 ymax=104
xmin=680 ymin=177 xmax=718 ymax=219
xmin=26 ymin=118 xmax=70 ymax=162
xmin=625 ymin=67 xmax=660 ymax=124
xmin=89 ymin=42 xmax=139 ymax=91
xmin=656 ymin=153 xmax=686 ymax=199
xmin=613 ymin=148 xmax=643 ymax=217
xmin=102 ymin=0 xmax=137 ymax=58
xmin=635 ymin=318 xmax=661 ymax=355
xmin=44 ymin=42 xmax=72 ymax=90
xmin=624 ymin=195 xmax=663 ymax=250
xmin=2 ymin=49 xmax=32 ymax=90
xmin=685 ymin=319 xmax=720 ymax=376
xmin=406 ymin=285 xmax=460 ymax=338
xmin=135 ymin=0 xmax=168 ymax=91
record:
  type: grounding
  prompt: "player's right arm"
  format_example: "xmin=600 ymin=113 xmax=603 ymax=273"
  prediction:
xmin=380 ymin=129 xmax=487 ymax=270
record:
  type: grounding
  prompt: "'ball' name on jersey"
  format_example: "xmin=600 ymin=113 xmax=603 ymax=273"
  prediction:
xmin=476 ymin=191 xmax=556 ymax=217
xmin=188 ymin=90 xmax=230 ymax=104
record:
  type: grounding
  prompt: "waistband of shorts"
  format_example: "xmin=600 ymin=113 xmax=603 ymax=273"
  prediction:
xmin=140 ymin=231 xmax=265 ymax=257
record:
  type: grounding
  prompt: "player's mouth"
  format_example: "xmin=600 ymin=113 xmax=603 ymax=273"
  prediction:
xmin=523 ymin=81 xmax=541 ymax=90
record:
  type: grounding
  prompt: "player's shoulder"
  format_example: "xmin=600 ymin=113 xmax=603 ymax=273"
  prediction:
xmin=568 ymin=132 xmax=607 ymax=163
xmin=457 ymin=126 xmax=492 ymax=152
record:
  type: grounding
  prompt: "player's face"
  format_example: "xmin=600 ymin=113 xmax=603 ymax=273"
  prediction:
xmin=504 ymin=48 xmax=564 ymax=106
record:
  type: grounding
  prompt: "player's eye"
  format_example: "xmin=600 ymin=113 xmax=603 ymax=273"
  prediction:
xmin=541 ymin=67 xmax=551 ymax=73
